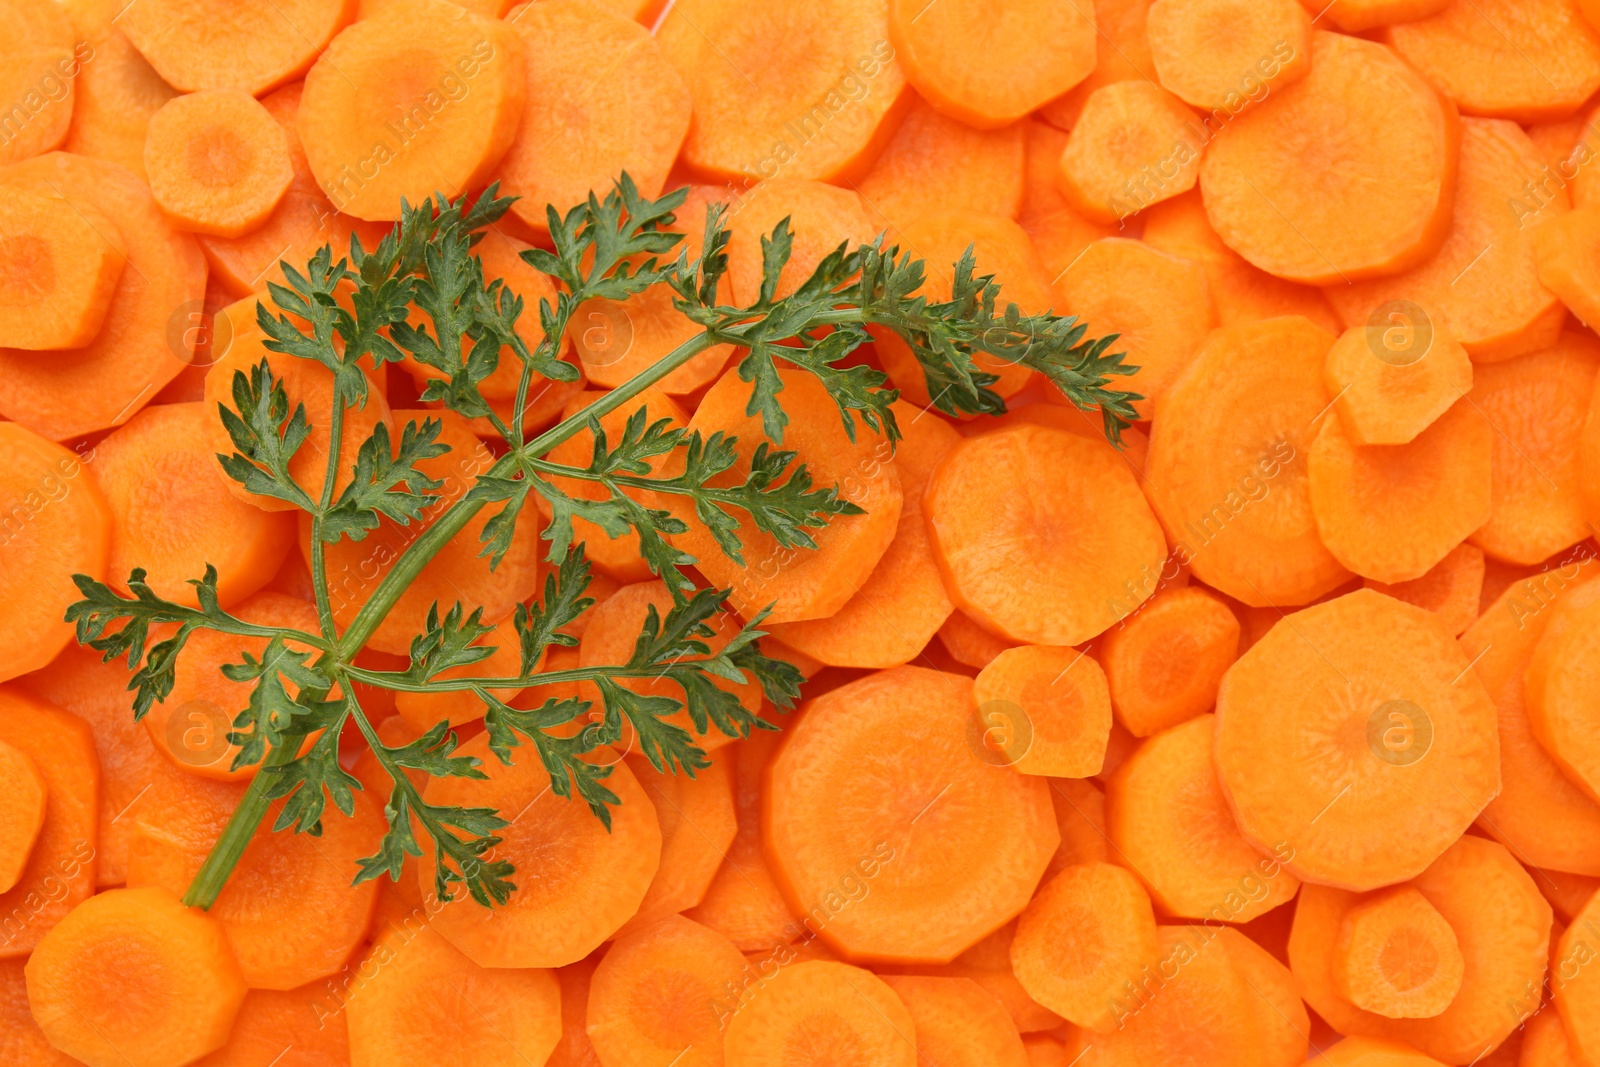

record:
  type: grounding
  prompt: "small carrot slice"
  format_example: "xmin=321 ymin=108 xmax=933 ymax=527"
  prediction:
xmin=1555 ymin=890 xmax=1600 ymax=1066
xmin=1525 ymin=577 xmax=1600 ymax=803
xmin=0 ymin=740 xmax=45 ymax=894
xmin=1198 ymin=31 xmax=1459 ymax=285
xmin=883 ymin=975 xmax=1030 ymax=1066
xmin=656 ymin=0 xmax=907 ymax=182
xmin=926 ymin=423 xmax=1168 ymax=645
xmin=298 ymin=0 xmax=525 ymax=222
xmin=25 ymin=886 xmax=245 ymax=1067
xmin=1319 ymin=1037 xmax=1453 ymax=1066
xmin=614 ymin=755 xmax=737 ymax=937
xmin=723 ymin=178 xmax=877 ymax=305
xmin=1100 ymin=586 xmax=1239 ymax=737
xmin=938 ymin=610 xmax=1017 ymax=670
xmin=1333 ymin=886 xmax=1465 ymax=1020
xmin=497 ymin=0 xmax=689 ymax=233
xmin=857 ymin=97 xmax=1026 ymax=232
xmin=345 ymin=924 xmax=560 ymax=1067
xmin=144 ymin=89 xmax=295 ymax=238
xmin=422 ymin=738 xmax=661 ymax=968
xmin=1147 ymin=0 xmax=1309 ymax=111
xmin=0 ymin=187 xmax=123 ymax=350
xmin=1035 ymin=0 xmax=1158 ymax=130
xmin=972 ymin=646 xmax=1111 ymax=778
xmin=1059 ymin=81 xmax=1205 ymax=223
xmin=722 ymin=960 xmax=918 ymax=1065
xmin=1218 ymin=589 xmax=1500 ymax=891
xmin=62 ymin=30 xmax=177 ymax=182
xmin=192 ymin=983 xmax=351 ymax=1066
xmin=119 ymin=0 xmax=353 ymax=94
xmin=1366 ymin=543 xmax=1485 ymax=637
xmin=1323 ymin=317 xmax=1474 ymax=448
xmin=587 ymin=914 xmax=748 ymax=1067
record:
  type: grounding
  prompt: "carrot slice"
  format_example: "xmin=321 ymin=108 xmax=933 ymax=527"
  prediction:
xmin=1146 ymin=0 xmax=1309 ymax=111
xmin=1010 ymin=861 xmax=1159 ymax=1031
xmin=721 ymin=959 xmax=918 ymax=1064
xmin=1525 ymin=577 xmax=1600 ymax=803
xmin=345 ymin=924 xmax=560 ymax=1067
xmin=723 ymin=178 xmax=877 ymax=305
xmin=764 ymin=667 xmax=1058 ymax=963
xmin=1059 ymin=81 xmax=1205 ymax=223
xmin=1145 ymin=315 xmax=1349 ymax=608
xmin=1385 ymin=0 xmax=1600 ymax=124
xmin=1333 ymin=885 xmax=1465 ymax=1020
xmin=1052 ymin=237 xmax=1215 ymax=419
xmin=1035 ymin=0 xmax=1158 ymax=130
xmin=61 ymin=30 xmax=176 ymax=182
xmin=1289 ymin=836 xmax=1551 ymax=1062
xmin=1467 ymin=332 xmax=1600 ymax=564
xmin=1366 ymin=543 xmax=1485 ymax=637
xmin=297 ymin=0 xmax=524 ymax=221
xmin=926 ymin=423 xmax=1168 ymax=645
xmin=1219 ymin=924 xmax=1312 ymax=1066
xmin=1047 ymin=778 xmax=1109 ymax=875
xmin=587 ymin=914 xmax=748 ymax=1067
xmin=192 ymin=983 xmax=351 ymax=1066
xmin=1327 ymin=120 xmax=1568 ymax=364
xmin=1530 ymin=867 xmax=1598 ymax=922
xmin=1217 ymin=589 xmax=1500 ymax=891
xmin=1198 ymin=31 xmax=1459 ymax=285
xmin=144 ymin=90 xmax=295 ymax=238
xmin=1100 ymin=586 xmax=1239 ymax=737
xmin=766 ymin=400 xmax=960 ymax=668
xmin=883 ymin=974 xmax=1030 ymax=1066
xmin=614 ymin=755 xmax=737 ymax=937
xmin=0 ymin=48 xmax=78 ymax=166
xmin=1320 ymin=1037 xmax=1454 ymax=1066
xmin=422 ymin=737 xmax=660 ymax=968
xmin=1308 ymin=398 xmax=1493 ymax=584
xmin=547 ymin=956 xmax=601 ymax=1067
xmin=0 ymin=187 xmax=123 ymax=350
xmin=25 ymin=886 xmax=245 ymax=1067
xmin=0 ymin=152 xmax=207 ymax=441
xmin=666 ymin=365 xmax=902 ymax=624
xmin=119 ymin=0 xmax=352 ymax=94
xmin=1 ymin=956 xmax=77 ymax=1067
xmin=1555 ymin=890 xmax=1600 ymax=1066
xmin=1521 ymin=1009 xmax=1585 ymax=1067
xmin=1534 ymin=202 xmax=1600 ymax=331
xmin=938 ymin=610 xmax=1017 ymax=670
xmin=1323 ymin=317 xmax=1474 ymax=448
xmin=0 ymin=740 xmax=45 ymax=895
xmin=857 ymin=97 xmax=1026 ymax=232
xmin=972 ymin=646 xmax=1111 ymax=778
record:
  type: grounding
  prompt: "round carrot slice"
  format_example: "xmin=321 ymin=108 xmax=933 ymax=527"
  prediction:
xmin=25 ymin=886 xmax=245 ymax=1067
xmin=926 ymin=423 xmax=1167 ymax=646
xmin=764 ymin=667 xmax=1058 ymax=963
xmin=614 ymin=754 xmax=737 ymax=937
xmin=1323 ymin=317 xmax=1474 ymax=448
xmin=972 ymin=646 xmax=1112 ymax=778
xmin=144 ymin=89 xmax=295 ymax=238
xmin=119 ymin=0 xmax=353 ymax=94
xmin=192 ymin=985 xmax=350 ymax=1066
xmin=1101 ymin=586 xmax=1240 ymax=738
xmin=0 ymin=152 xmax=207 ymax=441
xmin=722 ymin=960 xmax=918 ymax=1065
xmin=1147 ymin=0 xmax=1310 ymax=111
xmin=1059 ymin=80 xmax=1206 ymax=223
xmin=1145 ymin=315 xmax=1350 ymax=608
xmin=421 ymin=737 xmax=661 ymax=968
xmin=1525 ymin=577 xmax=1600 ymax=803
xmin=1333 ymin=886 xmax=1465 ymax=1019
xmin=1215 ymin=588 xmax=1501 ymax=891
xmin=656 ymin=0 xmax=908 ymax=182
xmin=497 ymin=0 xmax=690 ymax=231
xmin=1198 ymin=31 xmax=1459 ymax=285
xmin=1556 ymin=890 xmax=1600 ymax=1066
xmin=857 ymin=97 xmax=1027 ymax=231
xmin=298 ymin=0 xmax=525 ymax=221
xmin=0 ymin=186 xmax=123 ymax=350
xmin=887 ymin=0 xmax=1095 ymax=128
xmin=883 ymin=974 xmax=1031 ymax=1066
xmin=0 ymin=424 xmax=110 ymax=683
xmin=0 ymin=740 xmax=45 ymax=894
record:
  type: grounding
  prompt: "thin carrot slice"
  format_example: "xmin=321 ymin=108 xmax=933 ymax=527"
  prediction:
xmin=1010 ymin=861 xmax=1159 ymax=1032
xmin=144 ymin=90 xmax=295 ymax=238
xmin=1101 ymin=586 xmax=1239 ymax=737
xmin=1520 ymin=1010 xmax=1585 ymax=1067
xmin=656 ymin=0 xmax=907 ymax=182
xmin=25 ymin=886 xmax=245 ymax=1067
xmin=1385 ymin=0 xmax=1600 ymax=124
xmin=614 ymin=755 xmax=737 ymax=936
xmin=723 ymin=178 xmax=877 ymax=305
xmin=1326 ymin=120 xmax=1569 ymax=364
xmin=926 ymin=423 xmax=1168 ymax=645
xmin=1052 ymin=237 xmax=1214 ymax=420
xmin=0 ymin=740 xmax=45 ymax=895
xmin=883 ymin=975 xmax=1030 ymax=1066
xmin=1217 ymin=589 xmax=1499 ymax=890
xmin=972 ymin=646 xmax=1111 ymax=778
xmin=1036 ymin=0 xmax=1158 ymax=130
xmin=1059 ymin=81 xmax=1205 ymax=223
xmin=722 ymin=960 xmax=917 ymax=1065
xmin=61 ymin=30 xmax=175 ymax=182
xmin=392 ymin=616 xmax=524 ymax=732
xmin=1323 ymin=317 xmax=1474 ymax=448
xmin=764 ymin=667 xmax=1058 ymax=963
xmin=345 ymin=924 xmax=560 ymax=1067
xmin=0 ymin=152 xmax=207 ymax=441
xmin=298 ymin=0 xmax=524 ymax=221
xmin=1107 ymin=714 xmax=1300 ymax=921
xmin=587 ymin=914 xmax=748 ymax=1067
xmin=1365 ymin=543 xmax=1485 ymax=637
xmin=857 ymin=97 xmax=1025 ymax=233
xmin=1147 ymin=0 xmax=1309 ymax=111
xmin=1555 ymin=890 xmax=1600 ymax=1065
xmin=192 ymin=983 xmax=351 ymax=1066
xmin=120 ymin=0 xmax=353 ymax=94
xmin=766 ymin=400 xmax=959 ymax=668
xmin=1467 ymin=332 xmax=1600 ymax=564
xmin=1289 ymin=836 xmax=1551 ymax=1062
xmin=1525 ymin=577 xmax=1600 ymax=803
xmin=1145 ymin=315 xmax=1349 ymax=608
xmin=938 ymin=610 xmax=1017 ymax=670
xmin=1047 ymin=778 xmax=1109 ymax=874
xmin=0 ymin=187 xmax=123 ymax=350
xmin=1307 ymin=398 xmax=1493 ymax=584
xmin=422 ymin=737 xmax=661 ymax=968
xmin=666 ymin=365 xmax=903 ymax=625
xmin=1333 ymin=886 xmax=1465 ymax=1020
xmin=1320 ymin=1037 xmax=1453 ymax=1066
xmin=1198 ymin=31 xmax=1459 ymax=285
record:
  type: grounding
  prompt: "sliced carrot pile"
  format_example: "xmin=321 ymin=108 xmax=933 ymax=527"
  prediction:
xmin=119 ymin=0 xmax=353 ymax=94
xmin=1525 ymin=576 xmax=1600 ymax=802
xmin=884 ymin=974 xmax=1030 ymax=1066
xmin=1100 ymin=585 xmax=1239 ymax=737
xmin=1555 ymin=890 xmax=1600 ymax=1065
xmin=1198 ymin=31 xmax=1458 ymax=285
xmin=144 ymin=90 xmax=295 ymax=238
xmin=1147 ymin=0 xmax=1310 ymax=111
xmin=0 ymin=186 xmax=123 ymax=350
xmin=615 ymin=754 xmax=737 ymax=936
xmin=1535 ymin=202 xmax=1600 ymax=330
xmin=1333 ymin=885 xmax=1464 ymax=1020
xmin=1365 ymin=543 xmax=1484 ymax=637
xmin=1323 ymin=317 xmax=1473 ymax=448
xmin=1059 ymin=81 xmax=1205 ymax=223
xmin=972 ymin=645 xmax=1111 ymax=778
xmin=0 ymin=739 xmax=45 ymax=895
xmin=721 ymin=960 xmax=917 ymax=1064
xmin=857 ymin=96 xmax=1026 ymax=231
xmin=723 ymin=178 xmax=877 ymax=305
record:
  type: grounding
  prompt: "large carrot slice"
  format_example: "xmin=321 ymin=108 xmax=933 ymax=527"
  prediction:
xmin=422 ymin=737 xmax=660 ymax=968
xmin=0 ymin=186 xmax=123 ymax=350
xmin=1325 ymin=120 xmax=1569 ymax=364
xmin=856 ymin=96 xmax=1026 ymax=232
xmin=1147 ymin=0 xmax=1309 ymax=111
xmin=61 ymin=30 xmax=176 ymax=182
xmin=1385 ymin=0 xmax=1600 ymax=124
xmin=1555 ymin=890 xmax=1600 ymax=1066
xmin=883 ymin=974 xmax=1030 ymax=1066
xmin=1059 ymin=81 xmax=1205 ymax=223
xmin=119 ymin=0 xmax=353 ymax=94
xmin=1036 ymin=0 xmax=1158 ymax=130
xmin=1101 ymin=585 xmax=1239 ymax=737
xmin=1198 ymin=31 xmax=1459 ymax=285
xmin=1288 ymin=836 xmax=1551 ymax=1063
xmin=1525 ymin=577 xmax=1600 ymax=803
xmin=767 ymin=401 xmax=959 ymax=668
xmin=0 ymin=153 xmax=207 ymax=441
xmin=191 ymin=983 xmax=351 ymax=1066
xmin=24 ymin=886 xmax=245 ymax=1067
xmin=926 ymin=422 xmax=1167 ymax=645
xmin=656 ymin=0 xmax=907 ymax=182
xmin=764 ymin=667 xmax=1058 ymax=963
xmin=614 ymin=754 xmax=737 ymax=936
xmin=1365 ymin=543 xmax=1484 ymax=637
xmin=0 ymin=740 xmax=44 ymax=895
xmin=1323 ymin=318 xmax=1474 ymax=448
xmin=1145 ymin=315 xmax=1349 ymax=608
xmin=1333 ymin=885 xmax=1465 ymax=1019
xmin=723 ymin=178 xmax=877 ymax=305
xmin=297 ymin=0 xmax=525 ymax=221
xmin=972 ymin=646 xmax=1112 ymax=778
xmin=587 ymin=914 xmax=748 ymax=1067
xmin=721 ymin=960 xmax=917 ymax=1065
xmin=144 ymin=89 xmax=295 ymax=238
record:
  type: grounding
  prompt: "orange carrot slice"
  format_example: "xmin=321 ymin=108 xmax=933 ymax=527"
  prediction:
xmin=0 ymin=186 xmax=123 ymax=350
xmin=1333 ymin=885 xmax=1465 ymax=1019
xmin=0 ymin=955 xmax=78 ymax=1066
xmin=1059 ymin=81 xmax=1205 ymax=223
xmin=1047 ymin=778 xmax=1110 ymax=875
xmin=764 ymin=667 xmax=1057 ymax=963
xmin=191 ymin=983 xmax=351 ymax=1066
xmin=1318 ymin=1036 xmax=1453 ymax=1066
xmin=614 ymin=754 xmax=737 ymax=936
xmin=883 ymin=974 xmax=1030 ymax=1066
xmin=1198 ymin=31 xmax=1459 ymax=285
xmin=1036 ymin=0 xmax=1158 ymax=130
xmin=0 ymin=740 xmax=45 ymax=895
xmin=0 ymin=49 xmax=78 ymax=167
xmin=856 ymin=97 xmax=1026 ymax=231
xmin=1323 ymin=316 xmax=1474 ymax=447
xmin=1525 ymin=577 xmax=1600 ymax=803
xmin=119 ymin=0 xmax=353 ymax=94
xmin=723 ymin=178 xmax=878 ymax=305
xmin=937 ymin=610 xmax=1017 ymax=671
xmin=972 ymin=646 xmax=1111 ymax=778
xmin=1521 ymin=1009 xmax=1585 ymax=1067
xmin=1365 ymin=543 xmax=1485 ymax=637
xmin=1217 ymin=588 xmax=1500 ymax=891
xmin=144 ymin=90 xmax=295 ymax=239
xmin=1101 ymin=586 xmax=1239 ymax=737
xmin=721 ymin=960 xmax=918 ymax=1064
xmin=1147 ymin=0 xmax=1310 ymax=111
xmin=62 ymin=31 xmax=177 ymax=182
xmin=546 ymin=956 xmax=601 ymax=1067
xmin=1534 ymin=202 xmax=1600 ymax=330
xmin=1555 ymin=890 xmax=1600 ymax=1065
